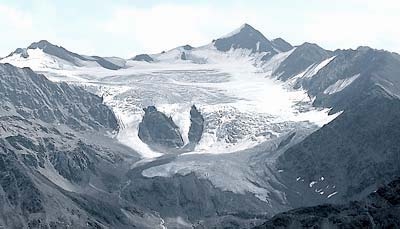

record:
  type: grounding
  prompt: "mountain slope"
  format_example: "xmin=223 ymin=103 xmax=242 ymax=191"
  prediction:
xmin=254 ymin=177 xmax=400 ymax=228
xmin=0 ymin=63 xmax=165 ymax=228
xmin=305 ymin=47 xmax=400 ymax=113
xmin=271 ymin=38 xmax=293 ymax=52
xmin=0 ymin=63 xmax=118 ymax=131
xmin=276 ymin=85 xmax=400 ymax=209
xmin=273 ymin=42 xmax=332 ymax=81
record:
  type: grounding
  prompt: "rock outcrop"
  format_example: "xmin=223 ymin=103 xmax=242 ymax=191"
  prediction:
xmin=131 ymin=54 xmax=154 ymax=62
xmin=0 ymin=63 xmax=118 ymax=131
xmin=188 ymin=105 xmax=204 ymax=145
xmin=138 ymin=106 xmax=184 ymax=149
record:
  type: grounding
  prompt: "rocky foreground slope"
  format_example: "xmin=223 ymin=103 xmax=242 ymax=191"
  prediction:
xmin=0 ymin=63 xmax=164 ymax=228
xmin=255 ymin=177 xmax=400 ymax=228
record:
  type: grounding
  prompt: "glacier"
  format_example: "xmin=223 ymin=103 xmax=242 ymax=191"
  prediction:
xmin=2 ymin=46 xmax=338 ymax=158
xmin=0 ymin=39 xmax=342 ymax=205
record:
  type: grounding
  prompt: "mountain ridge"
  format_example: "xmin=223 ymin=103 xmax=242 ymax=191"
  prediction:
xmin=4 ymin=40 xmax=124 ymax=70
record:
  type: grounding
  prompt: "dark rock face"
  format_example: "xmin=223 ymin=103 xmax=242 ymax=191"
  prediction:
xmin=6 ymin=48 xmax=29 ymax=58
xmin=254 ymin=178 xmax=400 ymax=229
xmin=182 ymin=45 xmax=194 ymax=50
xmin=188 ymin=105 xmax=204 ymax=145
xmin=274 ymin=42 xmax=332 ymax=81
xmin=0 ymin=63 xmax=119 ymax=131
xmin=90 ymin=55 xmax=124 ymax=70
xmin=181 ymin=52 xmax=187 ymax=60
xmin=214 ymin=24 xmax=277 ymax=54
xmin=0 ymin=148 xmax=44 ymax=212
xmin=277 ymin=87 xmax=400 ymax=207
xmin=138 ymin=106 xmax=184 ymax=149
xmin=0 ymin=117 xmax=157 ymax=228
xmin=271 ymin=38 xmax=293 ymax=52
xmin=49 ymin=141 xmax=96 ymax=183
xmin=303 ymin=47 xmax=400 ymax=113
xmin=131 ymin=54 xmax=154 ymax=62
xmin=275 ymin=45 xmax=400 ymax=114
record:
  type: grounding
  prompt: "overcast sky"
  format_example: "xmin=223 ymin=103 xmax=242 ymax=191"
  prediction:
xmin=1 ymin=0 xmax=399 ymax=58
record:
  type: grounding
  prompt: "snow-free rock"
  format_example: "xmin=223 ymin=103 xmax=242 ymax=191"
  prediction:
xmin=188 ymin=105 xmax=204 ymax=145
xmin=131 ymin=54 xmax=154 ymax=62
xmin=138 ymin=106 xmax=184 ymax=149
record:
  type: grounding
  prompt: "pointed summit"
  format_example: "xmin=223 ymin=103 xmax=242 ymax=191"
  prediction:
xmin=214 ymin=23 xmax=275 ymax=54
xmin=219 ymin=23 xmax=257 ymax=39
xmin=213 ymin=23 xmax=292 ymax=55
xmin=271 ymin=38 xmax=293 ymax=52
xmin=239 ymin=23 xmax=258 ymax=32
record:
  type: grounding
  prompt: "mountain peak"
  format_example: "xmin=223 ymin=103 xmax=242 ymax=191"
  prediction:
xmin=214 ymin=23 xmax=275 ymax=53
xmin=219 ymin=23 xmax=259 ymax=40
xmin=241 ymin=23 xmax=256 ymax=29
xmin=238 ymin=23 xmax=255 ymax=30
xmin=182 ymin=44 xmax=194 ymax=50
xmin=271 ymin=38 xmax=293 ymax=52
xmin=28 ymin=40 xmax=57 ymax=50
xmin=213 ymin=24 xmax=291 ymax=54
xmin=4 ymin=40 xmax=57 ymax=59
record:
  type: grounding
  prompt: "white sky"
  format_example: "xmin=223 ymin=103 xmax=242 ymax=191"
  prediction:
xmin=0 ymin=0 xmax=399 ymax=58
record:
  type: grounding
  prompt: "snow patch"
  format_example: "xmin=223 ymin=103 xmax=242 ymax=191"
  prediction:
xmin=324 ymin=74 xmax=360 ymax=95
xmin=327 ymin=191 xmax=338 ymax=198
xmin=37 ymin=162 xmax=78 ymax=192
xmin=303 ymin=56 xmax=336 ymax=78
xmin=158 ymin=104 xmax=191 ymax=145
xmin=286 ymin=56 xmax=336 ymax=86
xmin=262 ymin=49 xmax=295 ymax=76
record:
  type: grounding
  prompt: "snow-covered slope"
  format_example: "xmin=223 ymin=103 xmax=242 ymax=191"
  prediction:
xmin=1 ymin=40 xmax=124 ymax=71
